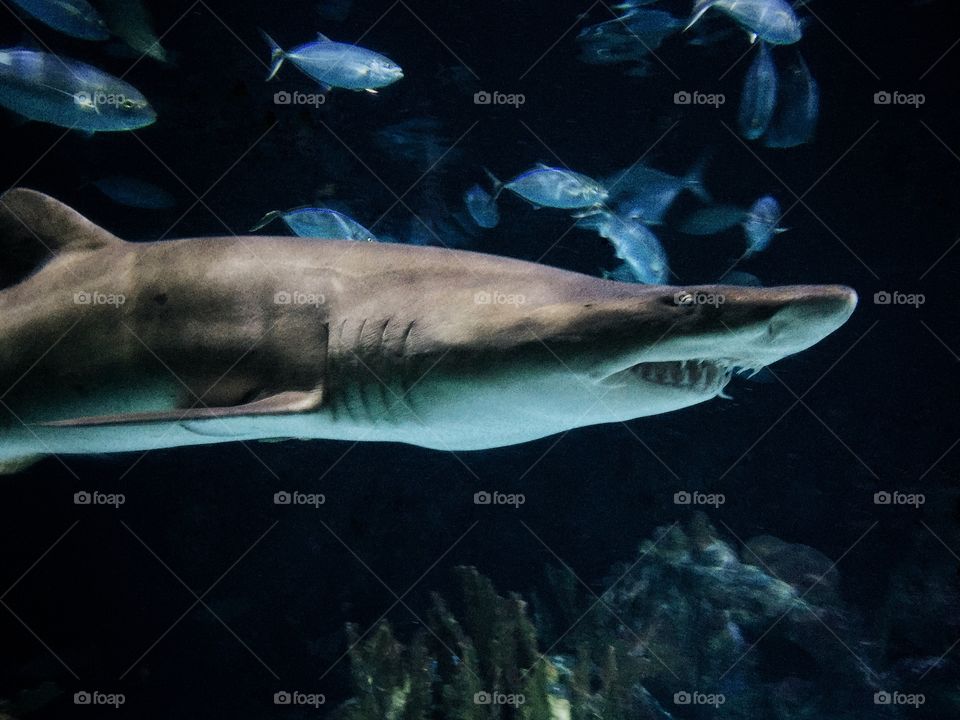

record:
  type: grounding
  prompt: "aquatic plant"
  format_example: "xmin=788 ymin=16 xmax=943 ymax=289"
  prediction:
xmin=333 ymin=516 xmax=949 ymax=719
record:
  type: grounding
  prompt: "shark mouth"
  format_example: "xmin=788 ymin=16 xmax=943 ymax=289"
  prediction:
xmin=629 ymin=360 xmax=766 ymax=395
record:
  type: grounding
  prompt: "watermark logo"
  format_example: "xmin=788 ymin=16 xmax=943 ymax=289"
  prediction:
xmin=274 ymin=90 xmax=326 ymax=107
xmin=74 ymin=691 xmax=125 ymax=708
xmin=674 ymin=691 xmax=725 ymax=707
xmin=874 ymin=91 xmax=925 ymax=108
xmin=874 ymin=491 xmax=925 ymax=508
xmin=474 ymin=290 xmax=526 ymax=306
xmin=274 ymin=290 xmax=326 ymax=307
xmin=474 ymin=691 xmax=525 ymax=706
xmin=74 ymin=490 xmax=125 ymax=509
xmin=74 ymin=290 xmax=125 ymax=307
xmin=274 ymin=490 xmax=325 ymax=508
xmin=674 ymin=490 xmax=725 ymax=508
xmin=273 ymin=691 xmax=325 ymax=708
xmin=675 ymin=290 xmax=725 ymax=307
xmin=474 ymin=91 xmax=525 ymax=108
xmin=873 ymin=291 xmax=924 ymax=308
xmin=874 ymin=690 xmax=925 ymax=707
xmin=474 ymin=490 xmax=525 ymax=508
xmin=674 ymin=90 xmax=725 ymax=108
xmin=73 ymin=91 xmax=137 ymax=110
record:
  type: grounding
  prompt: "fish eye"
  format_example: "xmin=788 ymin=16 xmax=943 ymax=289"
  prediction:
xmin=120 ymin=98 xmax=137 ymax=109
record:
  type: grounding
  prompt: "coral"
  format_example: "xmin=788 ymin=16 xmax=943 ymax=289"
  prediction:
xmin=334 ymin=517 xmax=944 ymax=720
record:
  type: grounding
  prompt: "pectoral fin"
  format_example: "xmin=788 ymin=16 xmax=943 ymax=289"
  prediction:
xmin=38 ymin=389 xmax=324 ymax=428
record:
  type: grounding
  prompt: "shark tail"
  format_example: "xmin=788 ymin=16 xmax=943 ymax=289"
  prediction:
xmin=262 ymin=31 xmax=286 ymax=81
xmin=250 ymin=210 xmax=283 ymax=232
xmin=685 ymin=0 xmax=720 ymax=32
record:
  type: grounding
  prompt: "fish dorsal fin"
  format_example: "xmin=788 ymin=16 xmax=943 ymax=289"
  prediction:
xmin=316 ymin=32 xmax=331 ymax=42
xmin=685 ymin=0 xmax=719 ymax=31
xmin=0 ymin=188 xmax=123 ymax=288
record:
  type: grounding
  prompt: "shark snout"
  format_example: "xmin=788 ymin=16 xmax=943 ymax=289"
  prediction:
xmin=599 ymin=284 xmax=858 ymax=371
xmin=712 ymin=284 xmax=858 ymax=364
xmin=763 ymin=285 xmax=857 ymax=352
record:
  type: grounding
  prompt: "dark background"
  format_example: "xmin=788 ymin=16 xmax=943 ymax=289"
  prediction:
xmin=1 ymin=0 xmax=958 ymax=717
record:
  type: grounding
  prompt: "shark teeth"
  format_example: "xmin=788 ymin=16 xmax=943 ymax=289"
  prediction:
xmin=631 ymin=360 xmax=732 ymax=393
xmin=630 ymin=360 xmax=769 ymax=395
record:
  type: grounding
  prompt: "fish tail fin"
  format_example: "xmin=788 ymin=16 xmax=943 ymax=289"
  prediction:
xmin=684 ymin=154 xmax=712 ymax=203
xmin=685 ymin=0 xmax=719 ymax=32
xmin=0 ymin=188 xmax=123 ymax=291
xmin=261 ymin=31 xmax=286 ymax=81
xmin=483 ymin=168 xmax=504 ymax=199
xmin=250 ymin=210 xmax=283 ymax=232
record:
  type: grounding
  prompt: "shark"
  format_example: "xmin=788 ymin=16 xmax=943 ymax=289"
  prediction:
xmin=0 ymin=188 xmax=857 ymax=474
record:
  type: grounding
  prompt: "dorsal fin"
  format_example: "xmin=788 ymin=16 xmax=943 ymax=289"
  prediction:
xmin=0 ymin=188 xmax=122 ymax=288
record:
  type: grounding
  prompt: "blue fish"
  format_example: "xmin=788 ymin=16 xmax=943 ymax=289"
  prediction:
xmin=263 ymin=32 xmax=403 ymax=92
xmin=463 ymin=184 xmax=499 ymax=229
xmin=738 ymin=42 xmax=778 ymax=140
xmin=93 ymin=176 xmax=176 ymax=209
xmin=490 ymin=166 xmax=608 ymax=210
xmin=580 ymin=211 xmax=669 ymax=284
xmin=7 ymin=0 xmax=109 ymax=41
xmin=743 ymin=196 xmax=786 ymax=256
xmin=676 ymin=204 xmax=747 ymax=235
xmin=686 ymin=0 xmax=802 ymax=45
xmin=578 ymin=9 xmax=684 ymax=69
xmin=677 ymin=197 xmax=786 ymax=256
xmin=762 ymin=51 xmax=819 ymax=148
xmin=719 ymin=270 xmax=763 ymax=287
xmin=0 ymin=48 xmax=155 ymax=132
xmin=252 ymin=207 xmax=379 ymax=241
xmin=606 ymin=158 xmax=710 ymax=225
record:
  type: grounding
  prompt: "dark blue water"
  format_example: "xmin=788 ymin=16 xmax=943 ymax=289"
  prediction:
xmin=1 ymin=1 xmax=958 ymax=718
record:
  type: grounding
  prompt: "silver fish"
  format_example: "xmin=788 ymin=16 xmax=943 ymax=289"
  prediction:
xmin=607 ymin=158 xmax=710 ymax=225
xmin=578 ymin=9 xmax=684 ymax=67
xmin=491 ymin=166 xmax=608 ymax=210
xmin=98 ymin=0 xmax=169 ymax=63
xmin=676 ymin=204 xmax=747 ymax=235
xmin=579 ymin=210 xmax=669 ymax=284
xmin=93 ymin=176 xmax=175 ymax=209
xmin=738 ymin=42 xmax=778 ymax=140
xmin=743 ymin=195 xmax=785 ymax=256
xmin=0 ymin=48 xmax=155 ymax=132
xmin=719 ymin=270 xmax=763 ymax=287
xmin=762 ymin=51 xmax=819 ymax=148
xmin=252 ymin=207 xmax=378 ymax=242
xmin=263 ymin=32 xmax=403 ymax=92
xmin=686 ymin=0 xmax=802 ymax=45
xmin=464 ymin=184 xmax=499 ymax=229
xmin=7 ymin=0 xmax=108 ymax=41
xmin=678 ymin=197 xmax=785 ymax=255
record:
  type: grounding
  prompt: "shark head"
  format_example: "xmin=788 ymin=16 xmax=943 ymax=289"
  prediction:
xmin=403 ymin=279 xmax=858 ymax=447
xmin=541 ymin=283 xmax=854 ymax=404
xmin=584 ymin=284 xmax=857 ymax=408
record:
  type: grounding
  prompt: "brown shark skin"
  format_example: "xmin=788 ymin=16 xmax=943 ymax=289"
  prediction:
xmin=0 ymin=188 xmax=857 ymax=470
